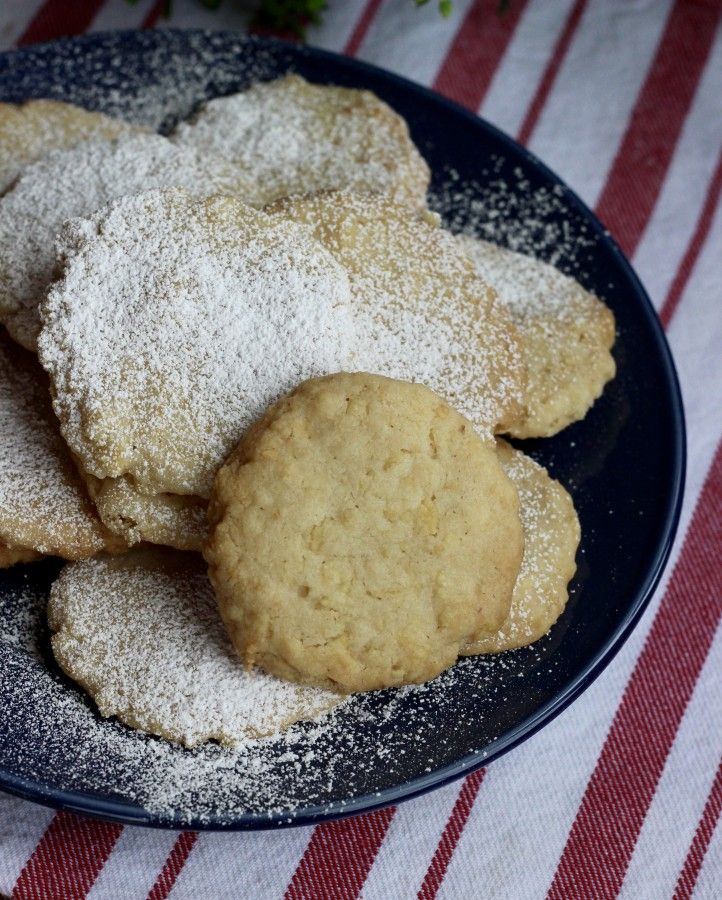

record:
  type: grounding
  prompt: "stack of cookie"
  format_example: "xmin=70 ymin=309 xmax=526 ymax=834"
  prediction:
xmin=0 ymin=76 xmax=614 ymax=747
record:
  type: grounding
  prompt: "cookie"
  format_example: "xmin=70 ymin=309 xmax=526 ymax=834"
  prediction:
xmin=38 ymin=188 xmax=355 ymax=509
xmin=48 ymin=548 xmax=342 ymax=747
xmin=267 ymin=191 xmax=527 ymax=437
xmin=205 ymin=373 xmax=524 ymax=693
xmin=173 ymin=74 xmax=430 ymax=208
xmin=85 ymin=473 xmax=207 ymax=552
xmin=0 ymin=543 xmax=43 ymax=568
xmin=0 ymin=99 xmax=139 ymax=194
xmin=0 ymin=133 xmax=249 ymax=350
xmin=458 ymin=235 xmax=615 ymax=437
xmin=463 ymin=440 xmax=580 ymax=654
xmin=0 ymin=331 xmax=110 ymax=558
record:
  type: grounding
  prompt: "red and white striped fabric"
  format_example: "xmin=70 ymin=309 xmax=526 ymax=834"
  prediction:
xmin=1 ymin=1 xmax=721 ymax=897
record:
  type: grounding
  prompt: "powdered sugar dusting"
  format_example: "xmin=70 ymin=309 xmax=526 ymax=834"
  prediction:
xmin=0 ymin=32 xmax=291 ymax=133
xmin=457 ymin=234 xmax=602 ymax=322
xmin=38 ymin=188 xmax=356 ymax=498
xmin=0 ymin=333 xmax=105 ymax=557
xmin=2 ymin=569 xmax=555 ymax=825
xmin=487 ymin=444 xmax=579 ymax=650
xmin=172 ymin=73 xmax=429 ymax=208
xmin=48 ymin=549 xmax=343 ymax=747
xmin=269 ymin=192 xmax=526 ymax=437
xmin=0 ymin=99 xmax=139 ymax=194
xmin=0 ymin=133 xmax=250 ymax=350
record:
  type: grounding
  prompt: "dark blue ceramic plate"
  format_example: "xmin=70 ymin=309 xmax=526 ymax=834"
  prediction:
xmin=0 ymin=30 xmax=684 ymax=830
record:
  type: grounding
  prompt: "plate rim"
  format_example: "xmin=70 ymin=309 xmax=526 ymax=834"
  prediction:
xmin=0 ymin=28 xmax=686 ymax=831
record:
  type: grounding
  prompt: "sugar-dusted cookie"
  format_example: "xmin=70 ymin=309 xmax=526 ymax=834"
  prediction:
xmin=0 ymin=543 xmax=43 ymax=568
xmin=268 ymin=192 xmax=527 ymax=437
xmin=0 ymin=331 xmax=110 ymax=558
xmin=48 ymin=548 xmax=342 ymax=747
xmin=205 ymin=373 xmax=524 ymax=694
xmin=38 ymin=188 xmax=355 ymax=508
xmin=0 ymin=133 xmax=250 ymax=350
xmin=0 ymin=99 xmax=140 ymax=195
xmin=463 ymin=440 xmax=580 ymax=655
xmin=458 ymin=235 xmax=615 ymax=437
xmin=173 ymin=74 xmax=430 ymax=208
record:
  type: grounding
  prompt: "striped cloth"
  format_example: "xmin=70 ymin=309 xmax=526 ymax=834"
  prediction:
xmin=0 ymin=1 xmax=720 ymax=897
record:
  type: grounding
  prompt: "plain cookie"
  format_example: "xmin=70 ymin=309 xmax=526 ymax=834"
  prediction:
xmin=173 ymin=74 xmax=430 ymax=208
xmin=48 ymin=548 xmax=342 ymax=747
xmin=0 ymin=98 xmax=139 ymax=194
xmin=458 ymin=235 xmax=615 ymax=437
xmin=205 ymin=373 xmax=524 ymax=693
xmin=83 ymin=472 xmax=208 ymax=552
xmin=463 ymin=440 xmax=580 ymax=654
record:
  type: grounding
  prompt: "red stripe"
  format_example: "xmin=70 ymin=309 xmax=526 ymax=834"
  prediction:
xmin=594 ymin=0 xmax=722 ymax=257
xmin=344 ymin=0 xmax=384 ymax=57
xmin=417 ymin=769 xmax=486 ymax=899
xmin=432 ymin=0 xmax=528 ymax=111
xmin=285 ymin=808 xmax=395 ymax=900
xmin=17 ymin=0 xmax=105 ymax=47
xmin=673 ymin=757 xmax=722 ymax=900
xmin=11 ymin=812 xmax=122 ymax=900
xmin=660 ymin=143 xmax=722 ymax=328
xmin=548 ymin=443 xmax=722 ymax=900
xmin=146 ymin=832 xmax=198 ymax=900
xmin=516 ymin=0 xmax=587 ymax=145
xmin=142 ymin=0 xmax=166 ymax=30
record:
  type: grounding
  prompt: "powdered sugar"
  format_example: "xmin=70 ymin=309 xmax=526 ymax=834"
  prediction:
xmin=0 ymin=132 xmax=249 ymax=350
xmin=268 ymin=192 xmax=526 ymax=437
xmin=457 ymin=233 xmax=601 ymax=322
xmin=0 ymin=334 xmax=105 ymax=557
xmin=48 ymin=549 xmax=343 ymax=747
xmin=172 ymin=73 xmax=429 ymax=208
xmin=38 ymin=188 xmax=356 ymax=498
xmin=0 ymin=99 xmax=139 ymax=194
xmin=2 ymin=570 xmax=550 ymax=825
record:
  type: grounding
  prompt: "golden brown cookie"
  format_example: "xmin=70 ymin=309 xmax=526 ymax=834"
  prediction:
xmin=205 ymin=373 xmax=524 ymax=694
xmin=38 ymin=188 xmax=356 ymax=517
xmin=0 ymin=543 xmax=43 ymax=568
xmin=84 ymin=473 xmax=207 ymax=552
xmin=172 ymin=74 xmax=430 ymax=208
xmin=48 ymin=548 xmax=342 ymax=747
xmin=0 ymin=133 xmax=249 ymax=351
xmin=458 ymin=235 xmax=615 ymax=437
xmin=463 ymin=440 xmax=580 ymax=654
xmin=0 ymin=99 xmax=139 ymax=194
xmin=268 ymin=192 xmax=527 ymax=437
xmin=0 ymin=331 xmax=111 ymax=559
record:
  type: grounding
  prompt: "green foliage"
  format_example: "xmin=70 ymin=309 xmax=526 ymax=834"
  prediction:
xmin=254 ymin=0 xmax=328 ymax=35
xmin=123 ymin=0 xmax=459 ymax=35
xmin=415 ymin=0 xmax=454 ymax=17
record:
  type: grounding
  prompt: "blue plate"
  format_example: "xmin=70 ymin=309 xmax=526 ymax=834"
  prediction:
xmin=0 ymin=30 xmax=684 ymax=829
